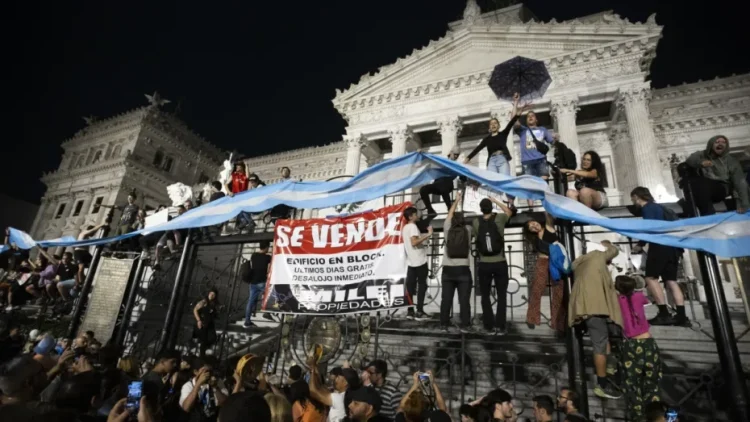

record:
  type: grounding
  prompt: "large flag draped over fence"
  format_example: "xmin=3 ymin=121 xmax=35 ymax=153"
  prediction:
xmin=3 ymin=152 xmax=749 ymax=257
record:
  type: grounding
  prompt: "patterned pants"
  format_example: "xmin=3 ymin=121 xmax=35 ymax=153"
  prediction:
xmin=525 ymin=256 xmax=565 ymax=332
xmin=622 ymin=337 xmax=663 ymax=422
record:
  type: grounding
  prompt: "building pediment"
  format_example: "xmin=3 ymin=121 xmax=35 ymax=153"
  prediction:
xmin=333 ymin=9 xmax=660 ymax=116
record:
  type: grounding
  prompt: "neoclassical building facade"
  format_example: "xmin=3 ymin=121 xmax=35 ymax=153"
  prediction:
xmin=30 ymin=96 xmax=226 ymax=243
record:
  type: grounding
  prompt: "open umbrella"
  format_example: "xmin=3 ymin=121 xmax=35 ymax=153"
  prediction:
xmin=488 ymin=56 xmax=551 ymax=102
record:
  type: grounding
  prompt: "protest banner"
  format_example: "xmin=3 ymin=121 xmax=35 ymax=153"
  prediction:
xmin=262 ymin=203 xmax=412 ymax=315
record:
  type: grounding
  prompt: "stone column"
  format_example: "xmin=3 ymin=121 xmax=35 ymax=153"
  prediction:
xmin=616 ymin=84 xmax=666 ymax=197
xmin=387 ymin=125 xmax=413 ymax=158
xmin=344 ymin=134 xmax=368 ymax=176
xmin=550 ymin=96 xmax=581 ymax=159
xmin=438 ymin=116 xmax=462 ymax=156
xmin=609 ymin=124 xmax=637 ymax=203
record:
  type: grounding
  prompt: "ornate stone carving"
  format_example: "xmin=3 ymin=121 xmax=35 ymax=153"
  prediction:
xmin=550 ymin=96 xmax=580 ymax=118
xmin=580 ymin=133 xmax=610 ymax=152
xmin=437 ymin=116 xmax=462 ymax=136
xmin=344 ymin=133 xmax=368 ymax=149
xmin=388 ymin=126 xmax=413 ymax=145
xmin=659 ymin=132 xmax=692 ymax=147
xmin=616 ymin=84 xmax=653 ymax=110
xmin=347 ymin=107 xmax=405 ymax=125
xmin=608 ymin=126 xmax=630 ymax=149
xmin=462 ymin=0 xmax=481 ymax=26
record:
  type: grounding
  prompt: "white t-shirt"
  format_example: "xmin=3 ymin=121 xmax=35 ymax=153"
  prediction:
xmin=328 ymin=391 xmax=346 ymax=422
xmin=402 ymin=223 xmax=427 ymax=268
xmin=179 ymin=378 xmax=229 ymax=408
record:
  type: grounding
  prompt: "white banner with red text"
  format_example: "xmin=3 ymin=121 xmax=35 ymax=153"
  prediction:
xmin=262 ymin=203 xmax=413 ymax=315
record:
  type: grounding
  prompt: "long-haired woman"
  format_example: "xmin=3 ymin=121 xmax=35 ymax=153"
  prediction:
xmin=561 ymin=150 xmax=608 ymax=210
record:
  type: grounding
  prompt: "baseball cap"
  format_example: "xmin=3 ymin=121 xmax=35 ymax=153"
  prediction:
xmin=34 ymin=334 xmax=55 ymax=355
xmin=349 ymin=387 xmax=382 ymax=413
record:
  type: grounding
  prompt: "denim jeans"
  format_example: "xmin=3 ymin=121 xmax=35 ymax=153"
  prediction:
xmin=478 ymin=261 xmax=509 ymax=330
xmin=440 ymin=266 xmax=472 ymax=327
xmin=488 ymin=154 xmax=511 ymax=176
xmin=245 ymin=283 xmax=265 ymax=323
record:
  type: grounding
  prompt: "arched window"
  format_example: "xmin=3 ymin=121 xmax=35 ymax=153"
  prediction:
xmin=75 ymin=155 xmax=85 ymax=168
xmin=92 ymin=150 xmax=102 ymax=163
xmin=112 ymin=145 xmax=123 ymax=158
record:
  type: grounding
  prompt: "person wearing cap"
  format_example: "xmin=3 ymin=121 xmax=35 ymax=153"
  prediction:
xmin=481 ymin=388 xmax=516 ymax=421
xmin=32 ymin=334 xmax=56 ymax=371
xmin=308 ymin=358 xmax=359 ymax=422
xmin=348 ymin=387 xmax=389 ymax=422
xmin=418 ymin=145 xmax=464 ymax=217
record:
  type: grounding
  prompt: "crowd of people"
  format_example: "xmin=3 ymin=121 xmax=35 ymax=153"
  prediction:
xmin=0 ymin=323 xmax=681 ymax=422
xmin=3 ymin=95 xmax=747 ymax=421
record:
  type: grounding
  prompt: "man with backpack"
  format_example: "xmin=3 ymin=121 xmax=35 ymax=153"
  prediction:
xmin=630 ymin=187 xmax=690 ymax=327
xmin=472 ymin=196 xmax=514 ymax=335
xmin=243 ymin=240 xmax=273 ymax=328
xmin=440 ymin=190 xmax=472 ymax=333
xmin=402 ymin=206 xmax=433 ymax=321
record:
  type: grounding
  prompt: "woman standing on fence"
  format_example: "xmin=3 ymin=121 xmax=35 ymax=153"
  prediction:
xmin=522 ymin=212 xmax=565 ymax=333
xmin=193 ymin=288 xmax=219 ymax=357
xmin=615 ymin=275 xmax=663 ymax=422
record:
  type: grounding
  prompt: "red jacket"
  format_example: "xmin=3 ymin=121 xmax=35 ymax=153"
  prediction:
xmin=230 ymin=172 xmax=249 ymax=193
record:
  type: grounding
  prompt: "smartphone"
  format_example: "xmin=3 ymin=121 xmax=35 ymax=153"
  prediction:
xmin=126 ymin=381 xmax=143 ymax=413
xmin=665 ymin=408 xmax=678 ymax=422
xmin=418 ymin=372 xmax=431 ymax=387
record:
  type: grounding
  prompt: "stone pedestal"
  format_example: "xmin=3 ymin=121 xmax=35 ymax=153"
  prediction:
xmin=617 ymin=84 xmax=666 ymax=198
xmin=550 ymin=96 xmax=581 ymax=160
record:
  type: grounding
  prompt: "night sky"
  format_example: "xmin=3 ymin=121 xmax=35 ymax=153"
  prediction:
xmin=8 ymin=0 xmax=749 ymax=204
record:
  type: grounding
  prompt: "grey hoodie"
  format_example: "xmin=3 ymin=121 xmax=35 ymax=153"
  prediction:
xmin=686 ymin=135 xmax=749 ymax=209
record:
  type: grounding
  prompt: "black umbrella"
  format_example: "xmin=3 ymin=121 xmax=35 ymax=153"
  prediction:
xmin=488 ymin=56 xmax=551 ymax=102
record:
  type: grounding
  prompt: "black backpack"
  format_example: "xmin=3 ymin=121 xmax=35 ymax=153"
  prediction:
xmin=446 ymin=222 xmax=470 ymax=259
xmin=475 ymin=214 xmax=503 ymax=256
xmin=660 ymin=204 xmax=679 ymax=221
xmin=240 ymin=259 xmax=253 ymax=283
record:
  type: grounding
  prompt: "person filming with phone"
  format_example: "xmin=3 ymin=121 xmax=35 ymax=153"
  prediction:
xmin=395 ymin=371 xmax=447 ymax=422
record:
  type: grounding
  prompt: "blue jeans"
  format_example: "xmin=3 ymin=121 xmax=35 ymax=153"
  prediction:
xmin=488 ymin=154 xmax=511 ymax=176
xmin=245 ymin=283 xmax=265 ymax=323
xmin=522 ymin=158 xmax=549 ymax=177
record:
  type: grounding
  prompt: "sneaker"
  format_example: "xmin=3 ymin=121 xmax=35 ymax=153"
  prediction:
xmin=674 ymin=316 xmax=692 ymax=328
xmin=478 ymin=327 xmax=494 ymax=335
xmin=440 ymin=326 xmax=450 ymax=333
xmin=494 ymin=328 xmax=507 ymax=336
xmin=5 ymin=305 xmax=12 ymax=312
xmin=406 ymin=310 xmax=416 ymax=320
xmin=414 ymin=311 xmax=431 ymax=321
xmin=262 ymin=313 xmax=274 ymax=321
xmin=648 ymin=314 xmax=675 ymax=326
xmin=243 ymin=321 xmax=256 ymax=328
xmin=594 ymin=383 xmax=623 ymax=400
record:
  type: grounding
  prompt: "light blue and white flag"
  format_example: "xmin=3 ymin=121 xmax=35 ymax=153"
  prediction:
xmin=4 ymin=152 xmax=749 ymax=257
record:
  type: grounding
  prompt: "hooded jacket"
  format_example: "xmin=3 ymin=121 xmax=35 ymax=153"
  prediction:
xmin=686 ymin=135 xmax=749 ymax=209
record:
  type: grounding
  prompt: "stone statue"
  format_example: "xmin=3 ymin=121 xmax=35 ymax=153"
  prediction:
xmin=219 ymin=154 xmax=234 ymax=194
xmin=166 ymin=182 xmax=194 ymax=206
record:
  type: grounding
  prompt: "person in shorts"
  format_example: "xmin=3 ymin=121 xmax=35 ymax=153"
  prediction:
xmin=630 ymin=187 xmax=690 ymax=327
xmin=569 ymin=240 xmax=623 ymax=400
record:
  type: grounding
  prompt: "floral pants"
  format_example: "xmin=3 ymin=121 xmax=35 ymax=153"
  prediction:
xmin=622 ymin=337 xmax=663 ymax=422
xmin=525 ymin=256 xmax=565 ymax=332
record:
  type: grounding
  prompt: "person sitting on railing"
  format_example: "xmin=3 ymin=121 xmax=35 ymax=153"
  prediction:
xmin=560 ymin=150 xmax=608 ymax=210
xmin=630 ymin=187 xmax=690 ymax=327
xmin=523 ymin=212 xmax=565 ymax=333
xmin=420 ymin=145 xmax=463 ymax=218
xmin=684 ymin=135 xmax=748 ymax=216
xmin=226 ymin=161 xmax=255 ymax=232
xmin=569 ymin=240 xmax=623 ymax=400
